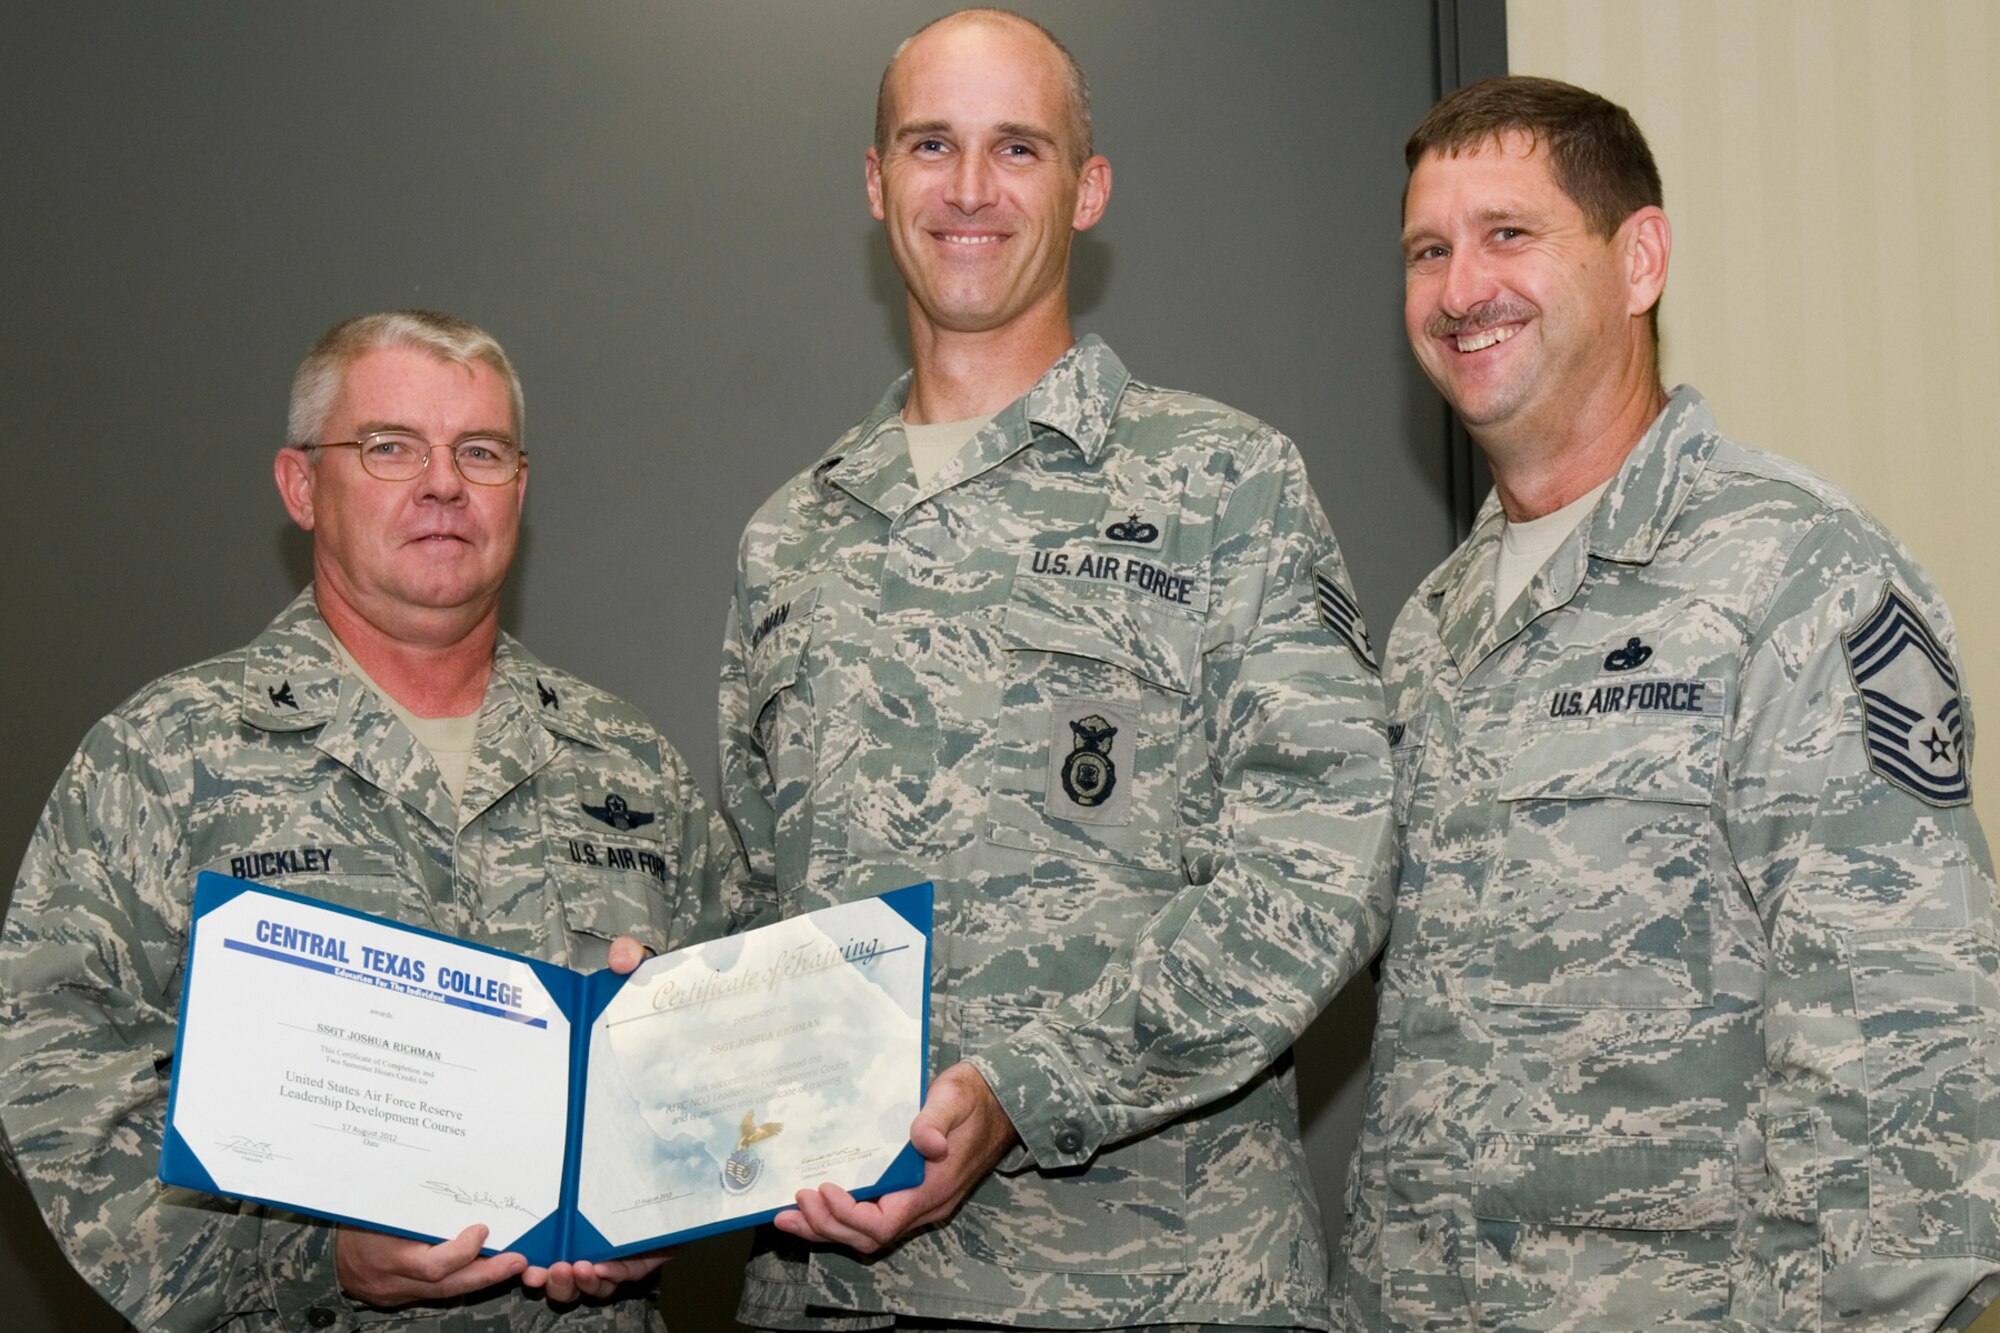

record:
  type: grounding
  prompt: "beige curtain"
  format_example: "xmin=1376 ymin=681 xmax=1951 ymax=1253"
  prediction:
xmin=1508 ymin=0 xmax=1998 ymax=811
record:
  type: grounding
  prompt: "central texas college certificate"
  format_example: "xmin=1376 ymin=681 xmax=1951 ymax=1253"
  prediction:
xmin=160 ymin=873 xmax=930 ymax=1266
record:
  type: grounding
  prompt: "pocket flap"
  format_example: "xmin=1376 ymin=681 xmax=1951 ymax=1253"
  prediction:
xmin=1498 ymin=717 xmax=1718 ymax=806
xmin=1003 ymin=566 xmax=1201 ymax=694
xmin=553 ymin=865 xmax=669 ymax=957
xmin=197 ymin=848 xmax=414 ymax=924
xmin=1474 ymin=1132 xmax=1737 ymax=1231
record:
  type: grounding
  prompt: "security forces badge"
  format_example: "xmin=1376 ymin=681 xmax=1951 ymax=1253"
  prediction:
xmin=1047 ymin=702 xmax=1136 ymax=825
xmin=1842 ymin=583 xmax=1970 ymax=805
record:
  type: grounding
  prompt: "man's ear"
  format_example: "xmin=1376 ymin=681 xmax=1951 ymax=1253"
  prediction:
xmin=1621 ymin=205 xmax=1671 ymax=317
xmin=866 ymin=145 xmax=886 ymax=222
xmin=1072 ymin=155 xmax=1112 ymax=232
xmin=274 ymin=447 xmax=316 ymax=531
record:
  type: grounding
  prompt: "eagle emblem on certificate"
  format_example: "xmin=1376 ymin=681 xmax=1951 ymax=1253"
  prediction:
xmin=721 ymin=1109 xmax=784 ymax=1194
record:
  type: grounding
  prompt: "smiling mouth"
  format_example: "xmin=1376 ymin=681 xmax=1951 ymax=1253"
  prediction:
xmin=1454 ymin=325 xmax=1519 ymax=353
xmin=935 ymin=232 xmax=1005 ymax=246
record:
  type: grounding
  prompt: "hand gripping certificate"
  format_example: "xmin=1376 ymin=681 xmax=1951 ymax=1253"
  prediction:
xmin=160 ymin=872 xmax=930 ymax=1266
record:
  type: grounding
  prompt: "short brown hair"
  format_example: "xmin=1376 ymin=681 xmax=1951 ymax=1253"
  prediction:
xmin=874 ymin=8 xmax=1093 ymax=170
xmin=1406 ymin=75 xmax=1661 ymax=240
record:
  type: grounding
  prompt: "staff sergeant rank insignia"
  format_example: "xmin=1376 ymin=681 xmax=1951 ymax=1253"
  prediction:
xmin=1313 ymin=558 xmax=1376 ymax=670
xmin=583 ymin=792 xmax=656 ymax=831
xmin=1842 ymin=582 xmax=1970 ymax=805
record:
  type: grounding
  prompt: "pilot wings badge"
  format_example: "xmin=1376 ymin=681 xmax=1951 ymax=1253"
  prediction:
xmin=721 ymin=1109 xmax=783 ymax=1194
xmin=583 ymin=792 xmax=656 ymax=831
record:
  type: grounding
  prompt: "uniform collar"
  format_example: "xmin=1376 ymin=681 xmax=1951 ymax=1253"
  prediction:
xmin=1422 ymin=385 xmax=1719 ymax=674
xmin=486 ymin=633 xmax=615 ymax=750
xmin=238 ymin=587 xmax=597 ymax=831
xmin=814 ymin=335 xmax=1132 ymax=519
xmin=1580 ymin=384 xmax=1718 ymax=566
xmin=240 ymin=587 xmax=352 ymax=731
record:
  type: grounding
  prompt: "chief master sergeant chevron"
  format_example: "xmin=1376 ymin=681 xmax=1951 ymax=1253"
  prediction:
xmin=1331 ymin=77 xmax=2000 ymax=1329
xmin=718 ymin=8 xmax=1395 ymax=1330
xmin=0 ymin=311 xmax=734 ymax=1331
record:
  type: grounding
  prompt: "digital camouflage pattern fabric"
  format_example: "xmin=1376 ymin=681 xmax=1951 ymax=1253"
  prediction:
xmin=719 ymin=337 xmax=1397 ymax=1328
xmin=0 ymin=588 xmax=738 ymax=1332
xmin=1333 ymin=388 xmax=2000 ymax=1330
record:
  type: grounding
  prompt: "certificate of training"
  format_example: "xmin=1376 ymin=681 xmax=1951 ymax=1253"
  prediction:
xmin=160 ymin=873 xmax=931 ymax=1266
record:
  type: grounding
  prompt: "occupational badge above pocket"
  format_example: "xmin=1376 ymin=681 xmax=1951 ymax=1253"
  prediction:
xmin=1098 ymin=503 xmax=1168 ymax=552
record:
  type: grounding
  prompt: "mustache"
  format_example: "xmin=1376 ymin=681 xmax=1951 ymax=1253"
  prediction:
xmin=1427 ymin=300 xmax=1535 ymax=339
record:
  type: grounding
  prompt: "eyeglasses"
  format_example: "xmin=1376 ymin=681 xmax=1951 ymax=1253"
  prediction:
xmin=300 ymin=431 xmax=527 ymax=485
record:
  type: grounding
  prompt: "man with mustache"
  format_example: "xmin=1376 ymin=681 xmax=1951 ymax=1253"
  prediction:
xmin=0 ymin=311 xmax=732 ymax=1331
xmin=1334 ymin=76 xmax=1999 ymax=1329
xmin=717 ymin=8 xmax=1394 ymax=1331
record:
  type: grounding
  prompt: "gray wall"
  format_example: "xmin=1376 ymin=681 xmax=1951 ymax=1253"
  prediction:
xmin=0 ymin=3 xmax=1486 ymax=1329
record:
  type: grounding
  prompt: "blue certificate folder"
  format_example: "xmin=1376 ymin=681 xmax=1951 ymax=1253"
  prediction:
xmin=161 ymin=872 xmax=932 ymax=1266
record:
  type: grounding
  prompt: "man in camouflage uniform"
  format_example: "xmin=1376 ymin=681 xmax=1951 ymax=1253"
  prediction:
xmin=718 ymin=9 xmax=1394 ymax=1331
xmin=0 ymin=311 xmax=726 ymax=1331
xmin=1333 ymin=76 xmax=2000 ymax=1330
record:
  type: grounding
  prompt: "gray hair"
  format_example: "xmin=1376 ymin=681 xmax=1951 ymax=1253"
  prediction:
xmin=287 ymin=310 xmax=524 ymax=447
xmin=874 ymin=8 xmax=1093 ymax=169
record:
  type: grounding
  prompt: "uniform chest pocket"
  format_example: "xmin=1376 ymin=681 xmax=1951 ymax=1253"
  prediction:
xmin=745 ymin=585 xmax=818 ymax=894
xmin=198 ymin=846 xmax=418 ymax=922
xmin=545 ymin=864 xmax=671 ymax=970
xmin=1388 ymin=714 xmax=1433 ymax=829
xmin=543 ymin=761 xmax=676 ymax=969
xmin=1486 ymin=720 xmax=1719 ymax=1009
xmin=548 ymin=826 xmax=675 ymax=964
xmin=748 ymin=584 xmax=816 ymax=780
xmin=985 ymin=574 xmax=1201 ymax=873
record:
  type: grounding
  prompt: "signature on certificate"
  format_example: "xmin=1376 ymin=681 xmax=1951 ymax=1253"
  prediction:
xmin=421 ymin=1181 xmax=536 ymax=1217
xmin=217 ymin=1136 xmax=285 ymax=1163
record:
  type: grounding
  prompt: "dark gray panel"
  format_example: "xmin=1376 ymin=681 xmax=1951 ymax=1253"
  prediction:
xmin=0 ymin=4 xmax=1448 ymax=1329
xmin=1429 ymin=0 xmax=1509 ymax=538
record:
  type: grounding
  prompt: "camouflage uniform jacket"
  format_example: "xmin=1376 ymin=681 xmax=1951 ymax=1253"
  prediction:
xmin=720 ymin=337 xmax=1397 ymax=1329
xmin=1332 ymin=388 xmax=2000 ymax=1330
xmin=0 ymin=587 xmax=726 ymax=1333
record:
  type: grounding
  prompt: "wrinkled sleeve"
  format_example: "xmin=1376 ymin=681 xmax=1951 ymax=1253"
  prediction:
xmin=1724 ymin=517 xmax=1999 ymax=1331
xmin=0 ymin=716 xmax=371 ymax=1330
xmin=661 ymin=722 xmax=756 ymax=952
xmin=715 ymin=592 xmax=785 ymax=940
xmin=969 ymin=429 xmax=1398 ymax=1168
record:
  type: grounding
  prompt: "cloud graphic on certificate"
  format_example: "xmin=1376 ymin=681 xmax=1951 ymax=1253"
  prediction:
xmin=574 ymin=898 xmax=924 ymax=1247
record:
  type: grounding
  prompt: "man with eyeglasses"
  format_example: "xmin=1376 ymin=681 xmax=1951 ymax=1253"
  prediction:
xmin=0 ymin=310 xmax=736 ymax=1332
